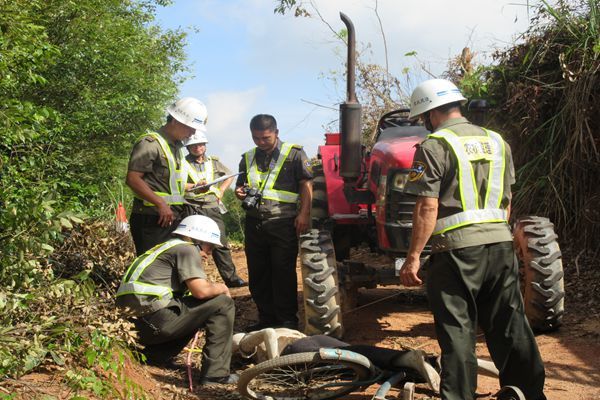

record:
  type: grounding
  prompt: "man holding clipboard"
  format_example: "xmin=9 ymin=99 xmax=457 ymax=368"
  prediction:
xmin=184 ymin=127 xmax=247 ymax=288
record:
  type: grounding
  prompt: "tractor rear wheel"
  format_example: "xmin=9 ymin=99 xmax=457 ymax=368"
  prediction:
xmin=513 ymin=216 xmax=564 ymax=332
xmin=299 ymin=229 xmax=344 ymax=338
xmin=311 ymin=164 xmax=354 ymax=261
xmin=311 ymin=164 xmax=328 ymax=229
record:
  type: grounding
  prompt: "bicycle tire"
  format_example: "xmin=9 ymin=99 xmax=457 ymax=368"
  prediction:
xmin=238 ymin=351 xmax=372 ymax=400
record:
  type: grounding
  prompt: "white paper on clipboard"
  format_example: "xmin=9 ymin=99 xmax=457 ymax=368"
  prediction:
xmin=185 ymin=172 xmax=242 ymax=192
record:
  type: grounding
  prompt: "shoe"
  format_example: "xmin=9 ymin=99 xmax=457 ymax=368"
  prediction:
xmin=198 ymin=373 xmax=239 ymax=386
xmin=226 ymin=277 xmax=248 ymax=288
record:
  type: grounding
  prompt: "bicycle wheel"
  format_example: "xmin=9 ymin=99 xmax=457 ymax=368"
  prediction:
xmin=238 ymin=351 xmax=373 ymax=400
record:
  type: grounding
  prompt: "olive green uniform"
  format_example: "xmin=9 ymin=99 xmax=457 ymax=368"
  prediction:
xmin=184 ymin=154 xmax=243 ymax=286
xmin=127 ymin=131 xmax=185 ymax=255
xmin=116 ymin=240 xmax=234 ymax=378
xmin=236 ymin=139 xmax=313 ymax=327
xmin=404 ymin=117 xmax=546 ymax=400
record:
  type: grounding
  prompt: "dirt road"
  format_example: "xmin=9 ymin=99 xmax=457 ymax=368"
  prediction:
xmin=15 ymin=248 xmax=599 ymax=399
xmin=223 ymin=249 xmax=600 ymax=400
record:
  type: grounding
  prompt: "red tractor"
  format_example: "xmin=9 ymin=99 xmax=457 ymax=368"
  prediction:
xmin=299 ymin=13 xmax=564 ymax=339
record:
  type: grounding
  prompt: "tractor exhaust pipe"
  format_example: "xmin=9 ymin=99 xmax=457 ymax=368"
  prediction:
xmin=339 ymin=12 xmax=362 ymax=181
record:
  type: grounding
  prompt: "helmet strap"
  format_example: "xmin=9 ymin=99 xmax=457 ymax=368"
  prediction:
xmin=423 ymin=112 xmax=434 ymax=132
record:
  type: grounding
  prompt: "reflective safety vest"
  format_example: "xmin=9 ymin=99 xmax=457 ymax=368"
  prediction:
xmin=116 ymin=239 xmax=188 ymax=308
xmin=244 ymin=142 xmax=299 ymax=203
xmin=136 ymin=132 xmax=188 ymax=206
xmin=429 ymin=128 xmax=508 ymax=235
xmin=186 ymin=157 xmax=221 ymax=199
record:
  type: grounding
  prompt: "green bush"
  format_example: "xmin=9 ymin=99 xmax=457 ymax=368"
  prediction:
xmin=0 ymin=0 xmax=188 ymax=387
xmin=222 ymin=189 xmax=245 ymax=243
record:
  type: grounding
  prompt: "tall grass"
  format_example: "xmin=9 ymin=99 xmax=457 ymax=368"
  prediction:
xmin=485 ymin=0 xmax=599 ymax=253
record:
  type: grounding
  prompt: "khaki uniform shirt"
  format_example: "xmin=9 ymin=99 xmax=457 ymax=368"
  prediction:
xmin=116 ymin=242 xmax=207 ymax=316
xmin=236 ymin=139 xmax=313 ymax=219
xmin=186 ymin=154 xmax=231 ymax=209
xmin=127 ymin=130 xmax=186 ymax=216
xmin=404 ymin=117 xmax=516 ymax=253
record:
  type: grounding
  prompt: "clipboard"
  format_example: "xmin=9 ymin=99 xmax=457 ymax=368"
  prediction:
xmin=186 ymin=172 xmax=242 ymax=192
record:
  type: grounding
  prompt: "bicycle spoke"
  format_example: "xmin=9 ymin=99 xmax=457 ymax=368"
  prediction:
xmin=247 ymin=360 xmax=362 ymax=398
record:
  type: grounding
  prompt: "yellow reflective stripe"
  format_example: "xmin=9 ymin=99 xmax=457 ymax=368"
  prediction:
xmin=245 ymin=149 xmax=259 ymax=188
xmin=117 ymin=239 xmax=187 ymax=299
xmin=185 ymin=157 xmax=220 ymax=199
xmin=429 ymin=129 xmax=507 ymax=235
xmin=483 ymin=130 xmax=505 ymax=208
xmin=116 ymin=282 xmax=173 ymax=299
xmin=262 ymin=143 xmax=299 ymax=203
xmin=244 ymin=143 xmax=299 ymax=203
xmin=137 ymin=132 xmax=188 ymax=206
xmin=262 ymin=190 xmax=299 ymax=202
xmin=433 ymin=218 xmax=508 ymax=235
xmin=433 ymin=209 xmax=508 ymax=234
xmin=430 ymin=130 xmax=477 ymax=210
xmin=141 ymin=193 xmax=185 ymax=206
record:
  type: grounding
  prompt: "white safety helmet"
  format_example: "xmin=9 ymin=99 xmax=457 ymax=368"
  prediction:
xmin=408 ymin=79 xmax=467 ymax=119
xmin=172 ymin=215 xmax=222 ymax=246
xmin=166 ymin=97 xmax=208 ymax=130
xmin=185 ymin=126 xmax=209 ymax=146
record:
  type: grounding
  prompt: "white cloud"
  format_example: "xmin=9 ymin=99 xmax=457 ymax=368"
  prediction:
xmin=203 ymin=87 xmax=265 ymax=177
xmin=163 ymin=0 xmax=541 ymax=176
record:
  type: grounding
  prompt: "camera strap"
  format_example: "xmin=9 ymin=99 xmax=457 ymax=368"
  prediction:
xmin=248 ymin=149 xmax=279 ymax=195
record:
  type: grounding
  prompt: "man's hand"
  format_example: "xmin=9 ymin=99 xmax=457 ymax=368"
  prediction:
xmin=400 ymin=256 xmax=423 ymax=287
xmin=296 ymin=179 xmax=312 ymax=235
xmin=186 ymin=278 xmax=231 ymax=299
xmin=216 ymin=283 xmax=232 ymax=298
xmin=156 ymin=201 xmax=175 ymax=227
xmin=193 ymin=180 xmax=210 ymax=194
xmin=235 ymin=186 xmax=247 ymax=200
xmin=294 ymin=212 xmax=310 ymax=236
xmin=126 ymin=171 xmax=176 ymax=226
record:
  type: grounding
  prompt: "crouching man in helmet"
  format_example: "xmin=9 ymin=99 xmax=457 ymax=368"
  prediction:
xmin=116 ymin=215 xmax=238 ymax=385
xmin=400 ymin=79 xmax=546 ymax=400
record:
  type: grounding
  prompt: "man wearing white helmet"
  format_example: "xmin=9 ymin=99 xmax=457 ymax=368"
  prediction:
xmin=184 ymin=128 xmax=247 ymax=288
xmin=116 ymin=215 xmax=238 ymax=385
xmin=400 ymin=79 xmax=546 ymax=400
xmin=126 ymin=97 xmax=208 ymax=255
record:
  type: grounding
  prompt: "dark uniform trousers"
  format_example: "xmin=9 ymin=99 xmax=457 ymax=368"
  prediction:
xmin=426 ymin=241 xmax=546 ymax=400
xmin=186 ymin=205 xmax=239 ymax=284
xmin=244 ymin=216 xmax=298 ymax=325
xmin=134 ymin=295 xmax=234 ymax=378
xmin=130 ymin=213 xmax=180 ymax=256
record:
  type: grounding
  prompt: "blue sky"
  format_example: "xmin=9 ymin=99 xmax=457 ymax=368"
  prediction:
xmin=154 ymin=0 xmax=534 ymax=172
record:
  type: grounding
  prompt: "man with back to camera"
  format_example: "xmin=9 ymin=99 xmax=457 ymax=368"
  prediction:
xmin=116 ymin=215 xmax=237 ymax=385
xmin=183 ymin=126 xmax=247 ymax=288
xmin=126 ymin=97 xmax=207 ymax=255
xmin=400 ymin=79 xmax=546 ymax=400
xmin=235 ymin=114 xmax=313 ymax=331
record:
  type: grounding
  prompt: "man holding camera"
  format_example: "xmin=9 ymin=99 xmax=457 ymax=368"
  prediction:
xmin=235 ymin=114 xmax=313 ymax=331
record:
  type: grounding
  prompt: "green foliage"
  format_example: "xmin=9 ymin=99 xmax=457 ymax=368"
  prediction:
xmin=464 ymin=0 xmax=599 ymax=250
xmin=274 ymin=0 xmax=310 ymax=17
xmin=0 ymin=0 xmax=188 ymax=392
xmin=1 ymin=0 xmax=188 ymax=290
xmin=222 ymin=189 xmax=245 ymax=243
xmin=456 ymin=65 xmax=489 ymax=99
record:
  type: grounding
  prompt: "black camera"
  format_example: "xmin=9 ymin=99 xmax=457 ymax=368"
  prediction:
xmin=241 ymin=187 xmax=262 ymax=210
